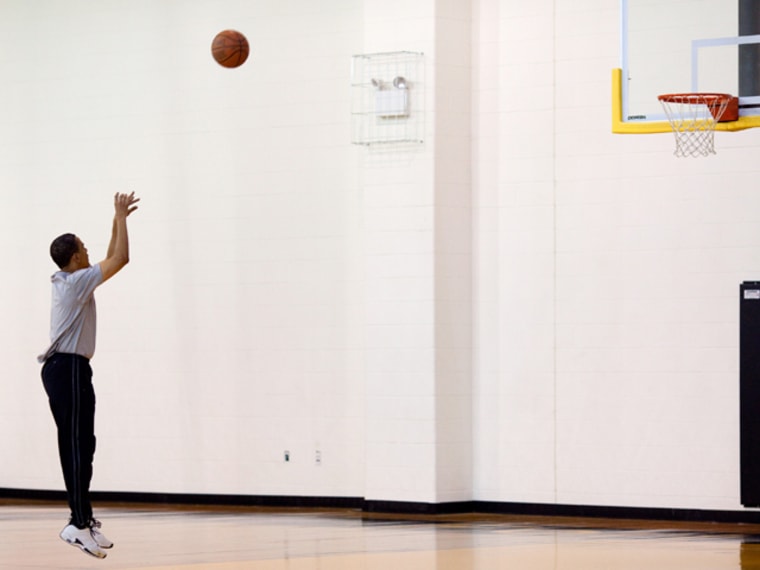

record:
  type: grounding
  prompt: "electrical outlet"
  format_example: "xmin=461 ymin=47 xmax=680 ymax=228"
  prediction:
xmin=315 ymin=450 xmax=321 ymax=465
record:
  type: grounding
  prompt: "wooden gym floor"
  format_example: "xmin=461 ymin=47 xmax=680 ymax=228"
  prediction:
xmin=3 ymin=500 xmax=760 ymax=569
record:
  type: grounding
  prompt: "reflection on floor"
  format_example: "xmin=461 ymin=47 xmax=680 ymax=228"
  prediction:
xmin=2 ymin=500 xmax=760 ymax=569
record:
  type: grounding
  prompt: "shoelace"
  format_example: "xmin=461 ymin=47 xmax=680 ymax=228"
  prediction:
xmin=88 ymin=519 xmax=103 ymax=531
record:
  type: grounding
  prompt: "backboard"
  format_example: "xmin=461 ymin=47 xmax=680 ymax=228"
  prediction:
xmin=614 ymin=0 xmax=760 ymax=133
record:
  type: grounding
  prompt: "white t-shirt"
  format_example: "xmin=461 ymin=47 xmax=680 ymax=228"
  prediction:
xmin=38 ymin=265 xmax=103 ymax=362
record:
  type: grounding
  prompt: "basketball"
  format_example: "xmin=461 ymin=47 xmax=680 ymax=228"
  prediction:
xmin=211 ymin=30 xmax=249 ymax=68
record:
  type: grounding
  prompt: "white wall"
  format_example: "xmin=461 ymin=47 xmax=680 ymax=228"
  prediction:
xmin=472 ymin=0 xmax=760 ymax=511
xmin=472 ymin=0 xmax=559 ymax=505
xmin=2 ymin=0 xmax=759 ymax=513
xmin=0 ymin=0 xmax=366 ymax=497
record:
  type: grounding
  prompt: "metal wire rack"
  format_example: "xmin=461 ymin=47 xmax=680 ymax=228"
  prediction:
xmin=350 ymin=51 xmax=424 ymax=146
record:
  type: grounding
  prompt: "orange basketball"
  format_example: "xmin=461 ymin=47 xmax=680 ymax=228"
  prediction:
xmin=211 ymin=30 xmax=249 ymax=68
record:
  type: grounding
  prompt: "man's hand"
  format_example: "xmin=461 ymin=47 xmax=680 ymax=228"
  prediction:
xmin=101 ymin=192 xmax=139 ymax=282
xmin=114 ymin=192 xmax=140 ymax=219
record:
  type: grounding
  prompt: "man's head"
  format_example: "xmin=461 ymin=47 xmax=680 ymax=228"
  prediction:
xmin=50 ymin=233 xmax=90 ymax=271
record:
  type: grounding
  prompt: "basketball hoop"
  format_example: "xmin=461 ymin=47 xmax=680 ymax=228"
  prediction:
xmin=657 ymin=93 xmax=737 ymax=157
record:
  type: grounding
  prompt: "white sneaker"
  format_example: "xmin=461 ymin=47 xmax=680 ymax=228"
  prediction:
xmin=59 ymin=524 xmax=107 ymax=559
xmin=88 ymin=519 xmax=113 ymax=549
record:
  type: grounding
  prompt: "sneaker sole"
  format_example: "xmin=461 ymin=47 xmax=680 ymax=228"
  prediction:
xmin=61 ymin=536 xmax=107 ymax=559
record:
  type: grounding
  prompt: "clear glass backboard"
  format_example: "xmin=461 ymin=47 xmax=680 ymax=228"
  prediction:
xmin=618 ymin=0 xmax=760 ymax=131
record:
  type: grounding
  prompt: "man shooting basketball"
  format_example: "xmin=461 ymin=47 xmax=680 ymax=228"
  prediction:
xmin=38 ymin=192 xmax=139 ymax=559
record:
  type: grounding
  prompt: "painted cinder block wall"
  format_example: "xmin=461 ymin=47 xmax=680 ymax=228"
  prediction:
xmin=1 ymin=0 xmax=759 ymax=513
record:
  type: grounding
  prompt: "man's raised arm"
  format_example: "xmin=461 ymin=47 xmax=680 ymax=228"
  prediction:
xmin=99 ymin=192 xmax=139 ymax=283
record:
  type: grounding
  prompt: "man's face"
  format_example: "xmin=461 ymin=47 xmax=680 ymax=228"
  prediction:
xmin=74 ymin=237 xmax=90 ymax=269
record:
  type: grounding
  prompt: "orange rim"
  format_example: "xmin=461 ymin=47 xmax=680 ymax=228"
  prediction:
xmin=657 ymin=93 xmax=733 ymax=104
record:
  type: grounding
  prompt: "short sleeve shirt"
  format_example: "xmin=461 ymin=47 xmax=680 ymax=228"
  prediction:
xmin=38 ymin=265 xmax=103 ymax=362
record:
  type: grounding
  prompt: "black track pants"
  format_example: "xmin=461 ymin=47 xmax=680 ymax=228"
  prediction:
xmin=41 ymin=353 xmax=95 ymax=528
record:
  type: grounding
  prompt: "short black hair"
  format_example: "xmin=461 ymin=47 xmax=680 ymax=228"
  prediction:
xmin=50 ymin=233 xmax=79 ymax=269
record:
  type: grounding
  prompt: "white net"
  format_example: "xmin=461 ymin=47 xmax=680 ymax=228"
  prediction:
xmin=658 ymin=93 xmax=732 ymax=157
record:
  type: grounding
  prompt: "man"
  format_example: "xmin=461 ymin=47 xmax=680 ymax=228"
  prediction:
xmin=38 ymin=192 xmax=139 ymax=559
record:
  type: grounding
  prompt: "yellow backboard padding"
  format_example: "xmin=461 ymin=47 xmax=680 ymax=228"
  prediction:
xmin=611 ymin=68 xmax=760 ymax=133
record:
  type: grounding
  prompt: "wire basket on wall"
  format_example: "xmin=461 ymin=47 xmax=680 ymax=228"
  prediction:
xmin=350 ymin=51 xmax=424 ymax=146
